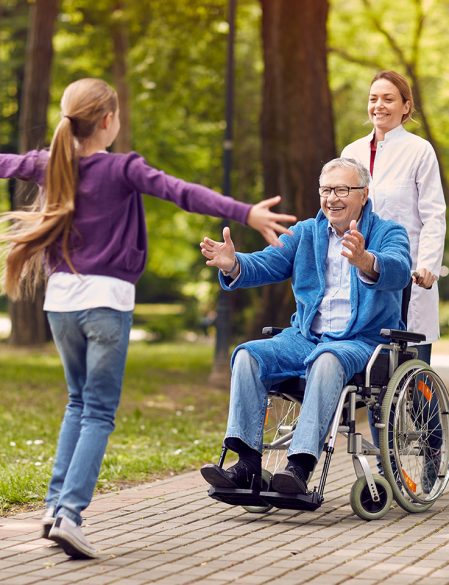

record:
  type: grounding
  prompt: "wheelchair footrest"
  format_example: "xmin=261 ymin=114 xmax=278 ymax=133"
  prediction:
xmin=207 ymin=486 xmax=323 ymax=511
xmin=259 ymin=490 xmax=323 ymax=511
xmin=208 ymin=486 xmax=270 ymax=508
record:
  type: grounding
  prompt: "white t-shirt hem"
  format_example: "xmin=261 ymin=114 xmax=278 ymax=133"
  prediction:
xmin=44 ymin=272 xmax=135 ymax=312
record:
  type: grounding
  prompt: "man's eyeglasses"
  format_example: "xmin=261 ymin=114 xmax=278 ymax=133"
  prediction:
xmin=319 ymin=185 xmax=366 ymax=199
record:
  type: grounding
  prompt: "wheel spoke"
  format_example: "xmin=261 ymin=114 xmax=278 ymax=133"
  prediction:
xmin=380 ymin=360 xmax=449 ymax=512
xmin=263 ymin=395 xmax=300 ymax=474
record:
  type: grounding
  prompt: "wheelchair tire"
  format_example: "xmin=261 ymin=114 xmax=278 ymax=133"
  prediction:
xmin=242 ymin=469 xmax=273 ymax=514
xmin=379 ymin=360 xmax=449 ymax=513
xmin=350 ymin=474 xmax=393 ymax=520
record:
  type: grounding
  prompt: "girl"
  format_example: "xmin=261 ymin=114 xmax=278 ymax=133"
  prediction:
xmin=0 ymin=78 xmax=296 ymax=559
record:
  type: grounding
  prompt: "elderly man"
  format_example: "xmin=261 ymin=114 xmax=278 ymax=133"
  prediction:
xmin=200 ymin=157 xmax=411 ymax=495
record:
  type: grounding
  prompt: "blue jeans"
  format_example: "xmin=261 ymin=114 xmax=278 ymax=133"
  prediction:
xmin=46 ymin=309 xmax=133 ymax=525
xmin=225 ymin=349 xmax=346 ymax=461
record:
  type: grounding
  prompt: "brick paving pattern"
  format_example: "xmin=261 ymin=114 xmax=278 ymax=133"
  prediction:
xmin=1 ymin=422 xmax=449 ymax=585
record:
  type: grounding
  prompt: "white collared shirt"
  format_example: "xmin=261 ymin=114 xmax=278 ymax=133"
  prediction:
xmin=311 ymin=223 xmax=379 ymax=334
xmin=342 ymin=125 xmax=446 ymax=342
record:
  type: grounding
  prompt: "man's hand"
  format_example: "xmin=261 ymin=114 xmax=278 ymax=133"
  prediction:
xmin=341 ymin=220 xmax=378 ymax=280
xmin=412 ymin=268 xmax=436 ymax=289
xmin=247 ymin=196 xmax=297 ymax=247
xmin=200 ymin=226 xmax=237 ymax=273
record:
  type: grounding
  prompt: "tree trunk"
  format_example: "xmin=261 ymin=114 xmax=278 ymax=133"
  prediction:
xmin=9 ymin=0 xmax=59 ymax=346
xmin=111 ymin=4 xmax=132 ymax=152
xmin=254 ymin=0 xmax=335 ymax=333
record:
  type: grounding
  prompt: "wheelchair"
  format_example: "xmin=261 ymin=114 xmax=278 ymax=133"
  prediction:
xmin=206 ymin=298 xmax=449 ymax=520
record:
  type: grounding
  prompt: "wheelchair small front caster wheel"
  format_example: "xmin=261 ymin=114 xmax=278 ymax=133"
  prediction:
xmin=242 ymin=469 xmax=273 ymax=514
xmin=350 ymin=474 xmax=393 ymax=520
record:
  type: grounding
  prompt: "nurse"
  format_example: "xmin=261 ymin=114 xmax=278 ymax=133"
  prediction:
xmin=342 ymin=70 xmax=446 ymax=363
xmin=342 ymin=71 xmax=446 ymax=488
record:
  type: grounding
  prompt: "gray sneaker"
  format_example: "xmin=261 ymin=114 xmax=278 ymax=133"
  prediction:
xmin=41 ymin=506 xmax=56 ymax=540
xmin=49 ymin=516 xmax=98 ymax=559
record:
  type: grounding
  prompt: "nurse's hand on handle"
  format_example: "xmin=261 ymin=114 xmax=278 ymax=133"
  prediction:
xmin=412 ymin=269 xmax=436 ymax=289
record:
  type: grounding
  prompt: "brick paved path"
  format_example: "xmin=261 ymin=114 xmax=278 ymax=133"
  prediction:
xmin=2 ymin=424 xmax=449 ymax=585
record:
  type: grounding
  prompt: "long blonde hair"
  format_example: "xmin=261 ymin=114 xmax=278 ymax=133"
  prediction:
xmin=0 ymin=78 xmax=118 ymax=300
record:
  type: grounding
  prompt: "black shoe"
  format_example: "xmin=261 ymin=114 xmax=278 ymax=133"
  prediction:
xmin=271 ymin=463 xmax=308 ymax=495
xmin=201 ymin=460 xmax=261 ymax=489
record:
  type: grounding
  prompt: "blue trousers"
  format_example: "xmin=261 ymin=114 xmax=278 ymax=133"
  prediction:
xmin=46 ymin=309 xmax=132 ymax=525
xmin=225 ymin=349 xmax=345 ymax=461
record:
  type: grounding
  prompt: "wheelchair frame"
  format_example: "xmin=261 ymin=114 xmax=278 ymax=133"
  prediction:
xmin=207 ymin=327 xmax=449 ymax=520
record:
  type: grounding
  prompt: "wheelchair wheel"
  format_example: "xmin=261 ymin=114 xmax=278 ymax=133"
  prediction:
xmin=242 ymin=469 xmax=273 ymax=514
xmin=379 ymin=360 xmax=449 ymax=513
xmin=350 ymin=474 xmax=393 ymax=520
xmin=262 ymin=395 xmax=301 ymax=475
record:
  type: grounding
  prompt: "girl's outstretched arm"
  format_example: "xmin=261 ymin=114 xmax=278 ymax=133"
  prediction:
xmin=123 ymin=153 xmax=297 ymax=247
xmin=0 ymin=151 xmax=47 ymax=183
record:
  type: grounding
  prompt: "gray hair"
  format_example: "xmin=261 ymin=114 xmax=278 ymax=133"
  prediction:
xmin=319 ymin=157 xmax=370 ymax=187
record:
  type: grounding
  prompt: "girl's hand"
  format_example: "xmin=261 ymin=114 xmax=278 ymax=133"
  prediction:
xmin=247 ymin=196 xmax=297 ymax=247
xmin=412 ymin=268 xmax=436 ymax=289
xmin=200 ymin=226 xmax=236 ymax=272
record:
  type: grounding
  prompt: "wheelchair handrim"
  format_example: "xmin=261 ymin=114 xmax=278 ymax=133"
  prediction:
xmin=384 ymin=364 xmax=449 ymax=506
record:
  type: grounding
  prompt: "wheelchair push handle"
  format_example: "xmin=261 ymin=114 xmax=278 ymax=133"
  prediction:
xmin=262 ymin=327 xmax=284 ymax=337
xmin=380 ymin=328 xmax=426 ymax=344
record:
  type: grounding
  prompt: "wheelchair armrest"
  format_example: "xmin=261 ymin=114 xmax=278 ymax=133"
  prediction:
xmin=262 ymin=327 xmax=284 ymax=337
xmin=380 ymin=328 xmax=426 ymax=344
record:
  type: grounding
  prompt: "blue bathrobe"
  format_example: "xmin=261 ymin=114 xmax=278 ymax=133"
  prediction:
xmin=219 ymin=200 xmax=411 ymax=384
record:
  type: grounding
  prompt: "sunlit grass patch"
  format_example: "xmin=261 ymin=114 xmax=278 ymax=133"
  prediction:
xmin=0 ymin=339 xmax=228 ymax=513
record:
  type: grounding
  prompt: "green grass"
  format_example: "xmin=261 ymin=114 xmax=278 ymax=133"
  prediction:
xmin=0 ymin=340 xmax=229 ymax=514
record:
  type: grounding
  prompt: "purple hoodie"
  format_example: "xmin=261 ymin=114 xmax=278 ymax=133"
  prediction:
xmin=0 ymin=150 xmax=251 ymax=283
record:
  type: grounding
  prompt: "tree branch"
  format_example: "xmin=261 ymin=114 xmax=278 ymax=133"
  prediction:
xmin=411 ymin=0 xmax=425 ymax=67
xmin=328 ymin=46 xmax=383 ymax=70
xmin=360 ymin=0 xmax=410 ymax=68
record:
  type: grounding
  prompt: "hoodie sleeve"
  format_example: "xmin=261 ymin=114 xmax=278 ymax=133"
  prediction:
xmin=122 ymin=152 xmax=251 ymax=225
xmin=361 ymin=221 xmax=411 ymax=292
xmin=219 ymin=222 xmax=301 ymax=290
xmin=0 ymin=151 xmax=48 ymax=184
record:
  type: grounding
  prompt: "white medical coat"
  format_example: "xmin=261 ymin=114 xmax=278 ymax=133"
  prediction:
xmin=342 ymin=125 xmax=446 ymax=343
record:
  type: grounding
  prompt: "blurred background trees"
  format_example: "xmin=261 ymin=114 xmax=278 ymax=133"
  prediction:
xmin=1 ymin=0 xmax=448 ymax=346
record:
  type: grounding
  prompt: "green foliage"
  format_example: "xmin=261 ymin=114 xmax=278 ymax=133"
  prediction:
xmin=133 ymin=302 xmax=200 ymax=341
xmin=0 ymin=0 xmax=27 ymax=153
xmin=50 ymin=0 xmax=263 ymax=305
xmin=329 ymin=0 xmax=449 ymax=164
xmin=1 ymin=0 xmax=448 ymax=323
xmin=439 ymin=301 xmax=449 ymax=337
xmin=0 ymin=340 xmax=227 ymax=512
xmin=329 ymin=0 xmax=449 ymax=297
